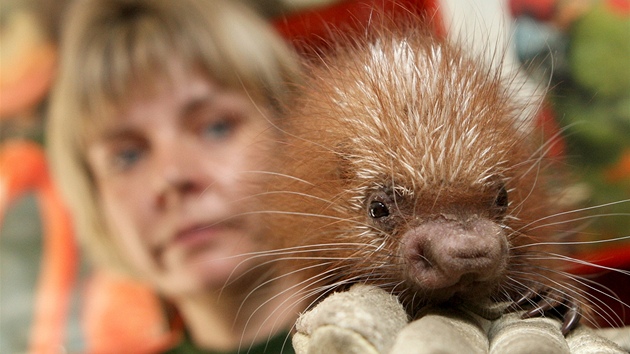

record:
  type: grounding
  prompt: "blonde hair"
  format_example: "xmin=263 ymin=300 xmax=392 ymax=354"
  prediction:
xmin=47 ymin=0 xmax=302 ymax=272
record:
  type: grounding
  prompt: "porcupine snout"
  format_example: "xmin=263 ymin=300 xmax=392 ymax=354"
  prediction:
xmin=402 ymin=215 xmax=509 ymax=298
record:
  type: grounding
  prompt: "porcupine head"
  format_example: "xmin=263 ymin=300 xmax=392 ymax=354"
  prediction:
xmin=262 ymin=18 xmax=572 ymax=319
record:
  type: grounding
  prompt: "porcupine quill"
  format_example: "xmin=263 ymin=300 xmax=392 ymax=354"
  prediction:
xmin=253 ymin=10 xmax=630 ymax=336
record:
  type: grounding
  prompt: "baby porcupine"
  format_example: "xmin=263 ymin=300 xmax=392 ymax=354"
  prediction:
xmin=261 ymin=14 xmax=584 ymax=334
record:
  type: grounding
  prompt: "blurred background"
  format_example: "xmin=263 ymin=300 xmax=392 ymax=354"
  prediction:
xmin=1 ymin=0 xmax=628 ymax=353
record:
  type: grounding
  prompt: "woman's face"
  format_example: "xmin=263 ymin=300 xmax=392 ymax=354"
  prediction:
xmin=86 ymin=64 xmax=277 ymax=297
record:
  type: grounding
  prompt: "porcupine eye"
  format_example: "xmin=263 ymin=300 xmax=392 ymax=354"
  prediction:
xmin=369 ymin=200 xmax=390 ymax=218
xmin=492 ymin=184 xmax=509 ymax=218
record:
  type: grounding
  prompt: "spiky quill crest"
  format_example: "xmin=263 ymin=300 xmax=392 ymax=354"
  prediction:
xmin=261 ymin=13 xmax=574 ymax=319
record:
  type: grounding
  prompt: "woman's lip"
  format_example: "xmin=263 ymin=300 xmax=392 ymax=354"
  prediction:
xmin=160 ymin=216 xmax=243 ymax=252
xmin=172 ymin=223 xmax=222 ymax=248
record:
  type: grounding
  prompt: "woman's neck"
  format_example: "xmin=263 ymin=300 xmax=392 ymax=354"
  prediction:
xmin=172 ymin=273 xmax=305 ymax=351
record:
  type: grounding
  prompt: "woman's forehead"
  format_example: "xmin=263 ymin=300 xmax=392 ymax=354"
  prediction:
xmin=88 ymin=59 xmax=201 ymax=114
xmin=86 ymin=65 xmax=248 ymax=137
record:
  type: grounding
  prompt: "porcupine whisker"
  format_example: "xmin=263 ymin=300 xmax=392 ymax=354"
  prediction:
xmin=505 ymin=273 xmax=584 ymax=313
xmin=507 ymin=220 xmax=626 ymax=246
xmin=228 ymin=190 xmax=336 ymax=213
xmin=492 ymin=290 xmax=511 ymax=306
xmin=508 ymin=268 xmax=627 ymax=328
xmin=503 ymin=275 xmax=543 ymax=307
xmin=506 ymin=276 xmax=619 ymax=330
xmin=195 ymin=164 xmax=310 ymax=201
xmin=193 ymin=201 xmax=376 ymax=235
xmin=241 ymin=201 xmax=387 ymax=232
xmin=391 ymin=279 xmax=412 ymax=295
xmin=495 ymin=285 xmax=517 ymax=303
xmin=559 ymin=277 xmax=627 ymax=328
xmin=513 ymin=199 xmax=630 ymax=234
xmin=215 ymin=242 xmax=376 ymax=267
xmin=220 ymin=249 xmax=377 ymax=292
xmin=506 ymin=273 xmax=623 ymax=327
xmin=514 ymin=121 xmax=578 ymax=172
xmin=223 ymin=252 xmax=371 ymax=288
xmin=242 ymin=81 xmax=346 ymax=159
xmin=241 ymin=170 xmax=316 ymax=186
xmin=503 ymin=275 xmax=541 ymax=298
xmin=537 ymin=222 xmax=599 ymax=243
xmin=263 ymin=286 xmax=326 ymax=353
xmin=236 ymin=262 xmax=356 ymax=327
xmin=233 ymin=253 xmax=370 ymax=352
xmin=378 ymin=279 xmax=409 ymax=291
xmin=276 ymin=271 xmax=390 ymax=349
xmin=519 ymin=278 xmax=625 ymax=330
xmin=200 ymin=170 xmax=336 ymax=208
xmin=237 ymin=242 xmax=387 ymax=258
xmin=234 ymin=262 xmax=337 ymax=316
xmin=231 ymin=189 xmax=335 ymax=206
xmin=401 ymin=290 xmax=420 ymax=312
xmin=510 ymin=155 xmax=545 ymax=218
xmin=402 ymin=284 xmax=435 ymax=306
xmin=513 ymin=252 xmax=630 ymax=277
xmin=257 ymin=270 xmax=389 ymax=338
xmin=215 ymin=243 xmax=379 ymax=299
xmin=511 ymin=259 xmax=630 ymax=310
xmin=504 ymin=125 xmax=581 ymax=217
xmin=508 ymin=265 xmax=612 ymax=309
xmin=510 ymin=235 xmax=630 ymax=250
xmin=357 ymin=271 xmax=405 ymax=289
xmin=501 ymin=276 xmax=596 ymax=330
xmin=527 ymin=214 xmax=630 ymax=233
xmin=232 ymin=209 xmax=368 ymax=227
xmin=238 ymin=265 xmax=361 ymax=354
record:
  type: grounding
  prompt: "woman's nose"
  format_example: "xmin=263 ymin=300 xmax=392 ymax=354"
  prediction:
xmin=152 ymin=141 xmax=208 ymax=208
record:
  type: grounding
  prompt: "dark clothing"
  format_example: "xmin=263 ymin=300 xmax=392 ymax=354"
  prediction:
xmin=164 ymin=331 xmax=295 ymax=354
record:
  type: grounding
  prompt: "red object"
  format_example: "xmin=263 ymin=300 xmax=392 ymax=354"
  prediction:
xmin=0 ymin=140 xmax=78 ymax=354
xmin=570 ymin=246 xmax=630 ymax=327
xmin=273 ymin=0 xmax=444 ymax=55
xmin=607 ymin=0 xmax=630 ymax=16
xmin=571 ymin=246 xmax=630 ymax=276
xmin=535 ymin=103 xmax=567 ymax=159
xmin=605 ymin=149 xmax=630 ymax=183
xmin=508 ymin=0 xmax=557 ymax=20
xmin=82 ymin=271 xmax=181 ymax=354
xmin=0 ymin=43 xmax=57 ymax=119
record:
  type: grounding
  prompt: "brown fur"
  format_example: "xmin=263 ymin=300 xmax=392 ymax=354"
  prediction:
xmin=260 ymin=14 xmax=579 ymax=321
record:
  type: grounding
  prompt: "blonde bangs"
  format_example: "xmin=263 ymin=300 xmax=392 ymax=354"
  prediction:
xmin=75 ymin=13 xmax=200 ymax=128
xmin=68 ymin=0 xmax=298 ymax=129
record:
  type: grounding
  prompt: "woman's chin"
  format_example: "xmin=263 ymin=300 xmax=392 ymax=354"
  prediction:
xmin=158 ymin=254 xmax=264 ymax=297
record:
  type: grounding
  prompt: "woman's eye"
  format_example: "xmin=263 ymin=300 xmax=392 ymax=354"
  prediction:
xmin=113 ymin=147 xmax=143 ymax=170
xmin=203 ymin=118 xmax=235 ymax=140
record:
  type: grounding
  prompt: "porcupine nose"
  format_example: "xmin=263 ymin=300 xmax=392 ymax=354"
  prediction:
xmin=402 ymin=216 xmax=508 ymax=291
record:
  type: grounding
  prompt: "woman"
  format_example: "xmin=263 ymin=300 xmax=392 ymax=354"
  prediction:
xmin=47 ymin=0 xmax=305 ymax=352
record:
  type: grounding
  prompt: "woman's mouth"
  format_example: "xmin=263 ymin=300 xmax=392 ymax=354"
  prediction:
xmin=150 ymin=216 xmax=247 ymax=267
xmin=173 ymin=223 xmax=224 ymax=249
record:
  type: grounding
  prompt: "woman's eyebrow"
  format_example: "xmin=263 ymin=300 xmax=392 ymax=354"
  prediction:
xmin=180 ymin=94 xmax=216 ymax=120
xmin=96 ymin=125 xmax=139 ymax=142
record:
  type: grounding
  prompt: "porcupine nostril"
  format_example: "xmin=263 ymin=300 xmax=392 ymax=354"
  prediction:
xmin=403 ymin=225 xmax=462 ymax=289
xmin=408 ymin=241 xmax=433 ymax=270
xmin=401 ymin=215 xmax=509 ymax=290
